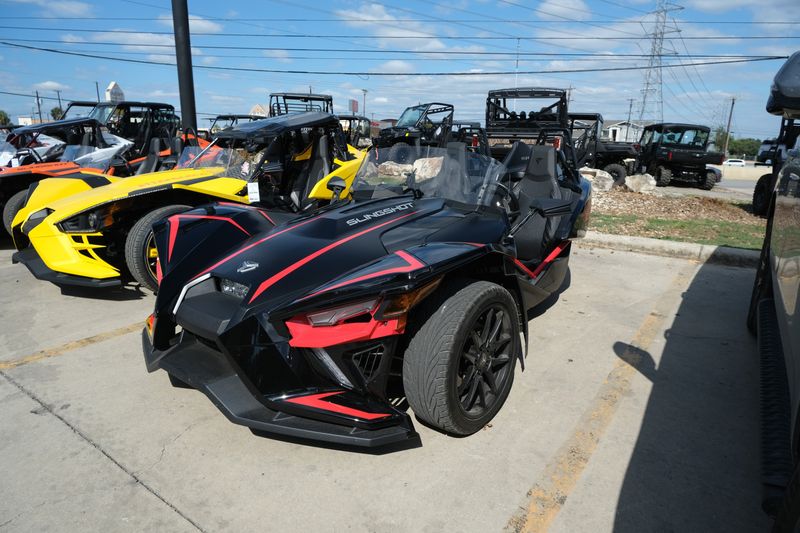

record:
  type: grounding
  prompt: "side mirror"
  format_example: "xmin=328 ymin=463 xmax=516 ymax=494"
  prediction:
xmin=327 ymin=176 xmax=346 ymax=202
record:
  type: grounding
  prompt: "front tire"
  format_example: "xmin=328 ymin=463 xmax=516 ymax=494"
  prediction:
xmin=655 ymin=165 xmax=672 ymax=186
xmin=403 ymin=280 xmax=520 ymax=435
xmin=2 ymin=189 xmax=28 ymax=236
xmin=603 ymin=163 xmax=627 ymax=186
xmin=700 ymin=170 xmax=717 ymax=190
xmin=125 ymin=205 xmax=190 ymax=292
xmin=753 ymin=173 xmax=772 ymax=217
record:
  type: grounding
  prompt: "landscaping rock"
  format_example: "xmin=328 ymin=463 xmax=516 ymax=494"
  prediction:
xmin=580 ymin=167 xmax=615 ymax=192
xmin=413 ymin=157 xmax=443 ymax=180
xmin=624 ymin=173 xmax=657 ymax=194
xmin=378 ymin=161 xmax=413 ymax=176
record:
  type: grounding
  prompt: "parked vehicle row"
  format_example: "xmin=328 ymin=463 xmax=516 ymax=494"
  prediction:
xmin=4 ymin=86 xmax=592 ymax=449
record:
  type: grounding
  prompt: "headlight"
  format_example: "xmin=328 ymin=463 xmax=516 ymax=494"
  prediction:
xmin=59 ymin=209 xmax=103 ymax=233
xmin=306 ymin=299 xmax=379 ymax=326
xmin=219 ymin=278 xmax=249 ymax=299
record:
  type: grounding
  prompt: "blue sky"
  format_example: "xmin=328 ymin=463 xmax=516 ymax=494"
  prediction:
xmin=1 ymin=0 xmax=798 ymax=139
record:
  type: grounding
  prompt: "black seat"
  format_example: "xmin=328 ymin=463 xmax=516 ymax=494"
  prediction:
xmin=510 ymin=144 xmax=563 ymax=262
xmin=292 ymin=134 xmax=331 ymax=209
xmin=159 ymin=137 xmax=183 ymax=170
xmin=136 ymin=138 xmax=162 ymax=175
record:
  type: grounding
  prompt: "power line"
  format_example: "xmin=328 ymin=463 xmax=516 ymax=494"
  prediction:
xmin=2 ymin=26 xmax=798 ymax=39
xmin=6 ymin=16 xmax=799 ymax=24
xmin=4 ymin=38 xmax=776 ymax=58
xmin=2 ymin=41 xmax=786 ymax=76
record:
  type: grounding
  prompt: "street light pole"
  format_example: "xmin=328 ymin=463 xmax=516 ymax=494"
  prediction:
xmin=171 ymin=0 xmax=197 ymax=132
xmin=362 ymin=89 xmax=367 ymax=116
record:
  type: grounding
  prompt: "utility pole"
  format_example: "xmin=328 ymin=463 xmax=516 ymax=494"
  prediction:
xmin=625 ymin=98 xmax=634 ymax=141
xmin=172 ymin=0 xmax=197 ymax=131
xmin=723 ymin=96 xmax=736 ymax=156
xmin=35 ymin=90 xmax=42 ymax=122
xmin=566 ymin=85 xmax=574 ymax=106
xmin=361 ymin=88 xmax=367 ymax=116
xmin=95 ymin=81 xmax=100 ymax=102
xmin=55 ymin=90 xmax=63 ymax=112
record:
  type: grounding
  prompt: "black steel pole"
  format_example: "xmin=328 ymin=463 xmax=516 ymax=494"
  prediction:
xmin=171 ymin=0 xmax=197 ymax=132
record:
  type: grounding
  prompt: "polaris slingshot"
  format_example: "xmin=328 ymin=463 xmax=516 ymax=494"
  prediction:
xmin=12 ymin=112 xmax=364 ymax=292
xmin=143 ymin=140 xmax=591 ymax=447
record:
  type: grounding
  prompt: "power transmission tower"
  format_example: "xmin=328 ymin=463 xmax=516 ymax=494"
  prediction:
xmin=638 ymin=0 xmax=683 ymax=123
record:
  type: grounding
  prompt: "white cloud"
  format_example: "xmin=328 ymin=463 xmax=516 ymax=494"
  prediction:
xmin=157 ymin=15 xmax=223 ymax=33
xmin=208 ymin=94 xmax=244 ymax=104
xmin=263 ymin=50 xmax=292 ymax=64
xmin=8 ymin=0 xmax=91 ymax=16
xmin=33 ymin=80 xmax=69 ymax=91
xmin=536 ymin=0 xmax=592 ymax=21
xmin=335 ymin=4 xmax=447 ymax=52
xmin=372 ymin=60 xmax=415 ymax=74
xmin=200 ymin=56 xmax=218 ymax=66
xmin=148 ymin=89 xmax=179 ymax=98
xmin=61 ymin=34 xmax=86 ymax=43
xmin=374 ymin=96 xmax=389 ymax=104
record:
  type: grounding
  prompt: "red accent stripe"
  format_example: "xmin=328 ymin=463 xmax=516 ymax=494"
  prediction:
xmin=305 ymin=250 xmax=425 ymax=298
xmin=513 ymin=258 xmax=538 ymax=279
xmin=167 ymin=214 xmax=251 ymax=262
xmin=214 ymin=202 xmax=275 ymax=225
xmin=258 ymin=210 xmax=275 ymax=225
xmin=285 ymin=391 xmax=391 ymax=420
xmin=192 ymin=217 xmax=318 ymax=280
xmin=248 ymin=212 xmax=417 ymax=303
xmin=514 ymin=241 xmax=569 ymax=279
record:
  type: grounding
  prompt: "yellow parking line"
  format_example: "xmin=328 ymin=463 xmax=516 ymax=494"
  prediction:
xmin=0 ymin=322 xmax=142 ymax=370
xmin=506 ymin=266 xmax=694 ymax=533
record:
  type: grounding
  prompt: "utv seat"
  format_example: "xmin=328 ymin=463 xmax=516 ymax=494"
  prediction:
xmin=291 ymin=134 xmax=331 ymax=210
xmin=505 ymin=143 xmax=563 ymax=262
xmin=158 ymin=137 xmax=183 ymax=171
xmin=136 ymin=138 xmax=162 ymax=175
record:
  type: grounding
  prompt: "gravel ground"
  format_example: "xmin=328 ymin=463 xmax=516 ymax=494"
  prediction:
xmin=592 ymin=189 xmax=760 ymax=224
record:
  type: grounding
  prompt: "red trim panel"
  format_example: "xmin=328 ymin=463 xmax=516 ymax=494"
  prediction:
xmin=514 ymin=241 xmax=569 ymax=279
xmin=167 ymin=214 xmax=251 ymax=261
xmin=248 ymin=212 xmax=417 ymax=303
xmin=286 ymin=315 xmax=405 ymax=348
xmin=285 ymin=391 xmax=391 ymax=420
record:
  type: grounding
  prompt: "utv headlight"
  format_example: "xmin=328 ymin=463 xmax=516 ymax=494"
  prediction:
xmin=219 ymin=278 xmax=249 ymax=299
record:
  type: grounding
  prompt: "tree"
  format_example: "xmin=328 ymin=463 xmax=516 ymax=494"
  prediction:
xmin=0 ymin=110 xmax=10 ymax=125
xmin=728 ymin=137 xmax=761 ymax=159
xmin=50 ymin=106 xmax=63 ymax=120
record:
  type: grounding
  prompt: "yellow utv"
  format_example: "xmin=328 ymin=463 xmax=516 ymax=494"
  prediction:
xmin=11 ymin=112 xmax=366 ymax=292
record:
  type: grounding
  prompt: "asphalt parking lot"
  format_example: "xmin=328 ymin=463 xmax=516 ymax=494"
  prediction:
xmin=0 ymin=234 xmax=769 ymax=532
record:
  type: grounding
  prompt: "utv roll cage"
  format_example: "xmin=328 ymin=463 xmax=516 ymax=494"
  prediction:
xmin=486 ymin=88 xmax=568 ymax=137
xmin=337 ymin=114 xmax=371 ymax=146
xmin=9 ymin=118 xmax=112 ymax=149
xmin=269 ymin=93 xmax=334 ymax=116
xmin=373 ymin=102 xmax=455 ymax=149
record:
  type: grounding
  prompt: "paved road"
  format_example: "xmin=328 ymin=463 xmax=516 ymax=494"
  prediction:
xmin=0 ymin=236 xmax=769 ymax=532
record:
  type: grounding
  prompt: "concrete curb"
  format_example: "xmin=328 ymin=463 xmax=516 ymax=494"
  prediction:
xmin=576 ymin=231 xmax=759 ymax=268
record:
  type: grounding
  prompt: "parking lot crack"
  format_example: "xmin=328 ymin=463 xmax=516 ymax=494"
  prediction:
xmin=0 ymin=370 xmax=206 ymax=533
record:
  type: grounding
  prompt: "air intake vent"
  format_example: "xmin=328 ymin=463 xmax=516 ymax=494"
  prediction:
xmin=351 ymin=344 xmax=384 ymax=380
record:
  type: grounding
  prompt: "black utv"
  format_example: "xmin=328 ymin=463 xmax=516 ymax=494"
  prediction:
xmin=373 ymin=102 xmax=454 ymax=150
xmin=635 ymin=123 xmax=724 ymax=190
xmin=269 ymin=93 xmax=334 ymax=116
xmin=569 ymin=113 xmax=638 ymax=183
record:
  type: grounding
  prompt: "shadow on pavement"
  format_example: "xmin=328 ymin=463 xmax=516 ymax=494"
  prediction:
xmin=58 ymin=283 xmax=148 ymax=301
xmin=612 ymin=252 xmax=768 ymax=531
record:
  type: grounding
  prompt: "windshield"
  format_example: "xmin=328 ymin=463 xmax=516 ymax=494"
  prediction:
xmin=396 ymin=105 xmax=426 ymax=128
xmin=88 ymin=105 xmax=117 ymax=124
xmin=659 ymin=127 xmax=709 ymax=148
xmin=352 ymin=146 xmax=507 ymax=208
xmin=62 ymin=104 xmax=95 ymax=120
xmin=176 ymin=144 xmax=255 ymax=179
